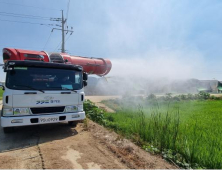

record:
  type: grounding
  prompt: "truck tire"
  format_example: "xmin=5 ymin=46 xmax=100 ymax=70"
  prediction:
xmin=68 ymin=121 xmax=78 ymax=127
xmin=3 ymin=127 xmax=14 ymax=133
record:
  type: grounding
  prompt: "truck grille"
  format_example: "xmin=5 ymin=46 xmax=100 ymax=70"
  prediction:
xmin=31 ymin=106 xmax=65 ymax=114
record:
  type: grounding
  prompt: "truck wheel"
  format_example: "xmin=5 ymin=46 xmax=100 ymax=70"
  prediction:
xmin=68 ymin=121 xmax=78 ymax=127
xmin=3 ymin=127 xmax=14 ymax=133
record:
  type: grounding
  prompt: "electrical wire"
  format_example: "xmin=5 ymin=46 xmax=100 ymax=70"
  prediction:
xmin=64 ymin=33 xmax=72 ymax=43
xmin=0 ymin=44 xmax=56 ymax=51
xmin=54 ymin=40 xmax=62 ymax=52
xmin=0 ymin=14 xmax=50 ymax=20
xmin=0 ymin=18 xmax=54 ymax=26
xmin=53 ymin=33 xmax=72 ymax=52
xmin=43 ymin=31 xmax=53 ymax=50
xmin=0 ymin=11 xmax=51 ymax=19
xmin=65 ymin=0 xmax=71 ymax=28
xmin=0 ymin=1 xmax=59 ymax=11
xmin=62 ymin=34 xmax=73 ymax=52
xmin=66 ymin=0 xmax=71 ymax=21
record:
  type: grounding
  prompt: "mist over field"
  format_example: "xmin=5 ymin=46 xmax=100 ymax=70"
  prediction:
xmin=85 ymin=50 xmax=212 ymax=96
xmin=110 ymin=49 xmax=204 ymax=80
xmin=83 ymin=0 xmax=222 ymax=95
xmin=82 ymin=0 xmax=222 ymax=95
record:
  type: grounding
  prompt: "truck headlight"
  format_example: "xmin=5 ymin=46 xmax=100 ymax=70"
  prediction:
xmin=78 ymin=105 xmax=83 ymax=112
xmin=65 ymin=106 xmax=78 ymax=112
xmin=13 ymin=108 xmax=29 ymax=115
xmin=3 ymin=108 xmax=13 ymax=116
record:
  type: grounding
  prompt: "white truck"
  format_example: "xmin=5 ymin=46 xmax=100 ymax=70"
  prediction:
xmin=0 ymin=48 xmax=112 ymax=133
xmin=0 ymin=60 xmax=88 ymax=133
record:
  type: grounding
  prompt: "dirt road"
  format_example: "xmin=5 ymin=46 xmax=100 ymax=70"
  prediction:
xmin=85 ymin=96 xmax=121 ymax=113
xmin=0 ymin=99 xmax=175 ymax=169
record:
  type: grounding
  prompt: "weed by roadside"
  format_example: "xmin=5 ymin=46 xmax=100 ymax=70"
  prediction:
xmin=0 ymin=89 xmax=3 ymax=100
xmin=83 ymin=118 xmax=89 ymax=131
xmin=84 ymin=100 xmax=105 ymax=124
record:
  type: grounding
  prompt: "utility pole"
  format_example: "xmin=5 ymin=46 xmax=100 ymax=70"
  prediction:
xmin=51 ymin=10 xmax=73 ymax=53
xmin=61 ymin=10 xmax=65 ymax=53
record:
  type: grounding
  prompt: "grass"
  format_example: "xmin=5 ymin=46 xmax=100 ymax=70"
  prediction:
xmin=85 ymin=95 xmax=222 ymax=169
xmin=0 ymin=89 xmax=3 ymax=100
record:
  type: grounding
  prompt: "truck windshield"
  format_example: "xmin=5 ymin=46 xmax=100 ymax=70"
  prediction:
xmin=6 ymin=67 xmax=82 ymax=90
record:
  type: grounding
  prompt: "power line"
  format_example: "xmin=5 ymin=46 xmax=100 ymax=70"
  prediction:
xmin=0 ymin=14 xmax=50 ymax=20
xmin=66 ymin=0 xmax=71 ymax=23
xmin=62 ymin=34 xmax=73 ymax=53
xmin=0 ymin=44 xmax=55 ymax=50
xmin=43 ymin=31 xmax=53 ymax=50
xmin=0 ymin=11 xmax=51 ymax=19
xmin=64 ymin=0 xmax=71 ymax=30
xmin=53 ymin=33 xmax=72 ymax=52
xmin=53 ymin=32 xmax=71 ymax=52
xmin=54 ymin=40 xmax=63 ymax=52
xmin=65 ymin=33 xmax=72 ymax=43
xmin=0 ymin=1 xmax=59 ymax=11
xmin=0 ymin=19 xmax=54 ymax=26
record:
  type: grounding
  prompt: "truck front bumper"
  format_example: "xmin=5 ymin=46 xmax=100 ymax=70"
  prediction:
xmin=1 ymin=112 xmax=85 ymax=127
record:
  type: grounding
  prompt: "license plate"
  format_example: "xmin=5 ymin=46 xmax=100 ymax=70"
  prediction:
xmin=39 ymin=117 xmax=59 ymax=123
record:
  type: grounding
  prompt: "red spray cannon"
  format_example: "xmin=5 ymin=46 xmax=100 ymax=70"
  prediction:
xmin=2 ymin=48 xmax=112 ymax=76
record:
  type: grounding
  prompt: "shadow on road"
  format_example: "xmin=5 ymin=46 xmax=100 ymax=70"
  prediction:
xmin=0 ymin=122 xmax=78 ymax=153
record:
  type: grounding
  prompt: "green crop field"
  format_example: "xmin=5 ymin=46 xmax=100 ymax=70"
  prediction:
xmin=85 ymin=94 xmax=222 ymax=169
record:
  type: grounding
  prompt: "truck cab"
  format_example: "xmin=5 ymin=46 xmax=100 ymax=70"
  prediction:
xmin=1 ymin=60 xmax=87 ymax=133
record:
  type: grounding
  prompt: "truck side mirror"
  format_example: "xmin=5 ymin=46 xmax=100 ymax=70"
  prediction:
xmin=83 ymin=73 xmax=88 ymax=81
xmin=83 ymin=81 xmax=87 ymax=87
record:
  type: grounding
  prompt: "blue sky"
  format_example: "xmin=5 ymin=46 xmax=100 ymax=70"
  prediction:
xmin=1 ymin=0 xmax=222 ymax=81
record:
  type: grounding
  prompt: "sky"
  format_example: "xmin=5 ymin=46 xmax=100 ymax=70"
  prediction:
xmin=0 ymin=0 xmax=222 ymax=81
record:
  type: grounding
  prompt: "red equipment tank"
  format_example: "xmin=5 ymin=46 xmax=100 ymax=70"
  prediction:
xmin=2 ymin=48 xmax=112 ymax=76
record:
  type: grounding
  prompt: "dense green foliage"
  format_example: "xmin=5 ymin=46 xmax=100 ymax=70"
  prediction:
xmin=84 ymin=93 xmax=222 ymax=169
xmin=84 ymin=99 xmax=105 ymax=124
